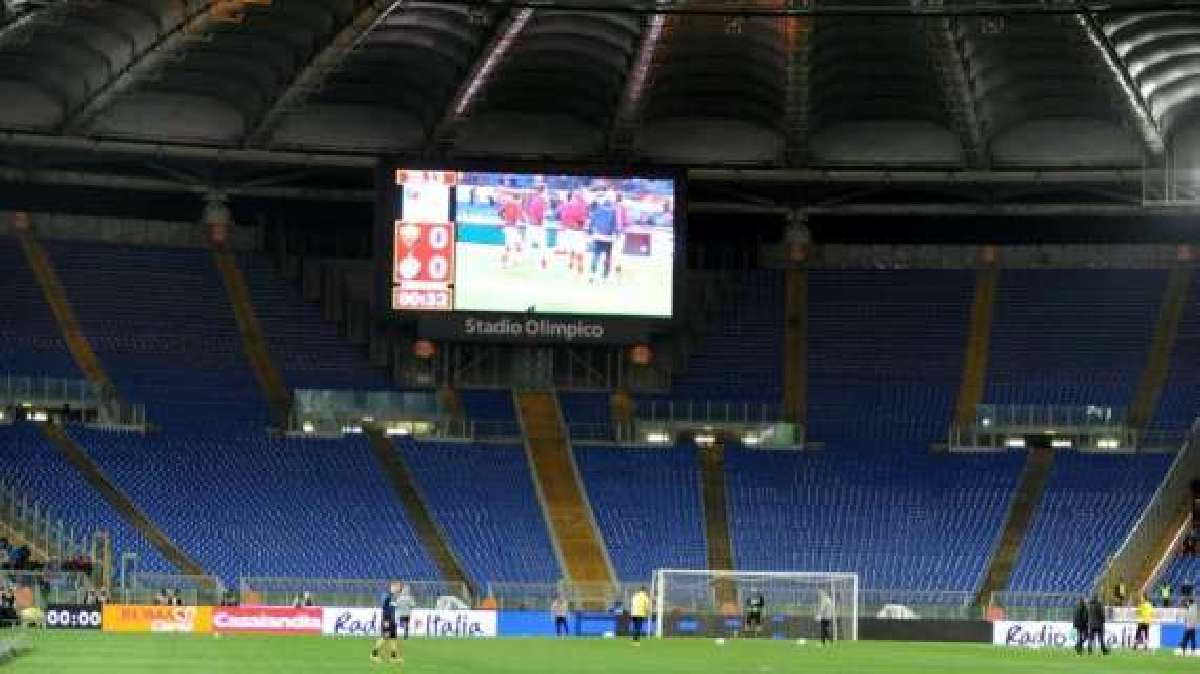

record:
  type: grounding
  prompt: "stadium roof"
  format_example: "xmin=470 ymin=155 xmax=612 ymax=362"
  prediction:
xmin=3 ymin=0 xmax=1200 ymax=212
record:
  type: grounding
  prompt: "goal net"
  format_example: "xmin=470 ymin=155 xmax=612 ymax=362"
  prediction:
xmin=651 ymin=569 xmax=858 ymax=641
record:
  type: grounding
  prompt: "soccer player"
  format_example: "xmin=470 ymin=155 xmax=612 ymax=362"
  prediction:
xmin=588 ymin=192 xmax=618 ymax=283
xmin=498 ymin=192 xmax=524 ymax=269
xmin=816 ymin=591 xmax=835 ymax=645
xmin=1073 ymin=595 xmax=1089 ymax=655
xmin=744 ymin=590 xmax=765 ymax=637
xmin=372 ymin=581 xmax=414 ymax=664
xmin=1134 ymin=594 xmax=1153 ymax=651
xmin=558 ymin=190 xmax=589 ymax=276
xmin=630 ymin=586 xmax=651 ymax=644
xmin=523 ymin=186 xmax=549 ymax=270
xmin=551 ymin=596 xmax=569 ymax=637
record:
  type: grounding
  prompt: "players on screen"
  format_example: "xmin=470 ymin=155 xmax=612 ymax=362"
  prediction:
xmin=450 ymin=172 xmax=675 ymax=316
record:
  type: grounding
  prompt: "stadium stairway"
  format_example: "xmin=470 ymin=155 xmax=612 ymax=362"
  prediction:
xmin=15 ymin=228 xmax=116 ymax=395
xmin=212 ymin=249 xmax=291 ymax=427
xmin=973 ymin=444 xmax=1055 ymax=606
xmin=363 ymin=428 xmax=473 ymax=594
xmin=1129 ymin=267 xmax=1192 ymax=431
xmin=515 ymin=390 xmax=615 ymax=596
xmin=953 ymin=265 xmax=999 ymax=428
xmin=699 ymin=440 xmax=736 ymax=605
xmin=39 ymin=423 xmax=205 ymax=576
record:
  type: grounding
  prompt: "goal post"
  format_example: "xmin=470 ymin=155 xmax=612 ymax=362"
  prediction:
xmin=651 ymin=569 xmax=858 ymax=641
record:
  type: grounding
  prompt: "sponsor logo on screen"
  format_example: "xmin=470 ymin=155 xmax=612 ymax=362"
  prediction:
xmin=992 ymin=621 xmax=1159 ymax=649
xmin=322 ymin=608 xmax=381 ymax=637
xmin=213 ymin=607 xmax=322 ymax=635
xmin=102 ymin=605 xmax=213 ymax=634
xmin=44 ymin=604 xmax=103 ymax=630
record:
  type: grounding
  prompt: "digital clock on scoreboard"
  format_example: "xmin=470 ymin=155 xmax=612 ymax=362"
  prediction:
xmin=45 ymin=604 xmax=103 ymax=630
xmin=381 ymin=165 xmax=678 ymax=319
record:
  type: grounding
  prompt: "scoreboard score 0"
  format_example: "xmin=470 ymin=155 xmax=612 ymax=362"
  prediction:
xmin=391 ymin=170 xmax=457 ymax=311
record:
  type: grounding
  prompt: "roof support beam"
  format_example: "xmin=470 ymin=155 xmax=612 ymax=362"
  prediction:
xmin=782 ymin=15 xmax=812 ymax=166
xmin=0 ymin=2 xmax=70 ymax=51
xmin=925 ymin=17 xmax=986 ymax=167
xmin=59 ymin=3 xmax=227 ymax=135
xmin=427 ymin=8 xmax=534 ymax=150
xmin=609 ymin=12 xmax=667 ymax=154
xmin=372 ymin=0 xmax=1200 ymax=18
xmin=1075 ymin=12 xmax=1165 ymax=157
xmin=243 ymin=0 xmax=406 ymax=147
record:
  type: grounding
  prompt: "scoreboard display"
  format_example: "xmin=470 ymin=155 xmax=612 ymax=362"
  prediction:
xmin=382 ymin=165 xmax=679 ymax=319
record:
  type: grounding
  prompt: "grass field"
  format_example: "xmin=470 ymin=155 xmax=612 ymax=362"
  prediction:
xmin=5 ymin=632 xmax=1197 ymax=673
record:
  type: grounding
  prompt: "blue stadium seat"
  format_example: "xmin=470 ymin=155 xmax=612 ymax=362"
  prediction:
xmin=0 ymin=423 xmax=171 ymax=571
xmin=46 ymin=243 xmax=267 ymax=431
xmin=1008 ymin=451 xmax=1172 ymax=594
xmin=68 ymin=427 xmax=440 ymax=584
xmin=726 ymin=446 xmax=1024 ymax=593
xmin=986 ymin=270 xmax=1165 ymax=408
xmin=238 ymin=255 xmax=386 ymax=391
xmin=575 ymin=444 xmax=707 ymax=581
xmin=0 ymin=240 xmax=79 ymax=378
xmin=807 ymin=270 xmax=973 ymax=447
xmin=397 ymin=440 xmax=560 ymax=585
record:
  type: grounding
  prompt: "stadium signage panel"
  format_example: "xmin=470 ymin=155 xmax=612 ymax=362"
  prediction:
xmin=322 ymin=607 xmax=380 ymax=637
xmin=213 ymin=607 xmax=322 ymax=635
xmin=101 ymin=605 xmax=213 ymax=634
xmin=410 ymin=609 xmax=496 ymax=638
xmin=992 ymin=621 xmax=1159 ymax=649
xmin=418 ymin=314 xmax=649 ymax=345
xmin=320 ymin=608 xmax=497 ymax=638
xmin=44 ymin=604 xmax=102 ymax=630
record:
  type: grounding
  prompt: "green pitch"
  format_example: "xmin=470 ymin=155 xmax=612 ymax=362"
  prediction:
xmin=4 ymin=632 xmax=1193 ymax=673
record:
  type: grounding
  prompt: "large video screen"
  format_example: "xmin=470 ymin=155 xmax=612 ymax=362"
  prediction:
xmin=388 ymin=168 xmax=676 ymax=317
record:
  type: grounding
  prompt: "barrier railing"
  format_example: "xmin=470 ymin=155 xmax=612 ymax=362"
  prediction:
xmin=484 ymin=581 xmax=643 ymax=610
xmin=858 ymin=590 xmax=975 ymax=620
xmin=0 ymin=480 xmax=95 ymax=563
xmin=0 ymin=570 xmax=93 ymax=606
xmin=121 ymin=573 xmax=224 ymax=606
xmin=989 ymin=591 xmax=1081 ymax=621
xmin=0 ymin=375 xmax=147 ymax=430
xmin=238 ymin=578 xmax=470 ymax=608
xmin=1096 ymin=419 xmax=1200 ymax=596
xmin=636 ymin=400 xmax=785 ymax=425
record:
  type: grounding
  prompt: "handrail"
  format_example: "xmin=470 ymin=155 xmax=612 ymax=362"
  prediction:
xmin=1094 ymin=418 xmax=1198 ymax=596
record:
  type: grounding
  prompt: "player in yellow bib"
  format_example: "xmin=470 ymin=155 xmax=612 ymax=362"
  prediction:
xmin=1134 ymin=595 xmax=1154 ymax=651
xmin=630 ymin=587 xmax=651 ymax=644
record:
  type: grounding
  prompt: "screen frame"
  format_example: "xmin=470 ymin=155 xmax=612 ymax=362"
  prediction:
xmin=374 ymin=158 xmax=686 ymax=326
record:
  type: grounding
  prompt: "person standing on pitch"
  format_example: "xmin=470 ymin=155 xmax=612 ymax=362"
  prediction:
xmin=372 ymin=581 xmax=412 ymax=664
xmin=1134 ymin=594 xmax=1154 ymax=651
xmin=744 ymin=590 xmax=765 ymax=637
xmin=551 ymin=596 xmax=570 ymax=637
xmin=1086 ymin=595 xmax=1110 ymax=655
xmin=816 ymin=591 xmax=835 ymax=645
xmin=1180 ymin=599 xmax=1198 ymax=655
xmin=1073 ymin=596 xmax=1089 ymax=655
xmin=630 ymin=586 xmax=651 ymax=645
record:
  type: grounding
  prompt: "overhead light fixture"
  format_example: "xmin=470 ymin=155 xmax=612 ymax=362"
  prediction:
xmin=1097 ymin=438 xmax=1121 ymax=450
xmin=741 ymin=434 xmax=760 ymax=446
xmin=1051 ymin=439 xmax=1073 ymax=449
xmin=645 ymin=431 xmax=670 ymax=445
xmin=1004 ymin=437 xmax=1026 ymax=449
xmin=385 ymin=426 xmax=411 ymax=437
xmin=301 ymin=422 xmax=315 ymax=434
xmin=341 ymin=425 xmax=363 ymax=435
xmin=694 ymin=433 xmax=716 ymax=447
